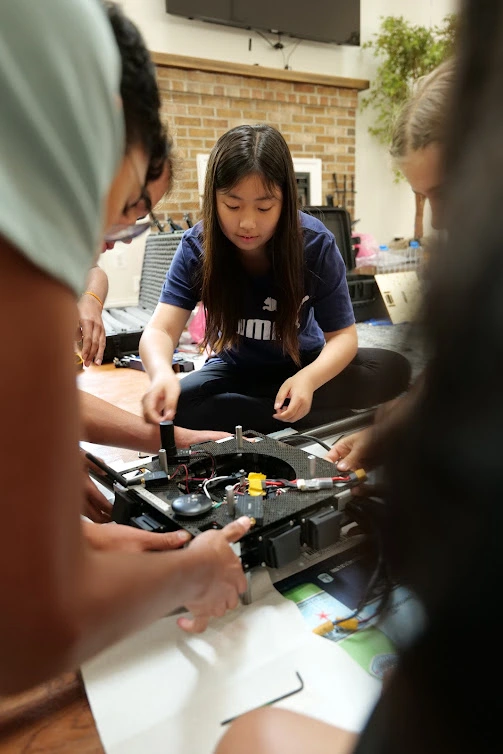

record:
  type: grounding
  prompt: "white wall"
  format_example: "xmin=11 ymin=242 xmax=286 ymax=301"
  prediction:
xmin=102 ymin=0 xmax=456 ymax=306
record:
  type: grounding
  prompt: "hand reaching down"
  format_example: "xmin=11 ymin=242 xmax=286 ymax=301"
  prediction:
xmin=178 ymin=516 xmax=252 ymax=634
xmin=142 ymin=370 xmax=181 ymax=424
xmin=77 ymin=291 xmax=106 ymax=367
xmin=273 ymin=372 xmax=315 ymax=424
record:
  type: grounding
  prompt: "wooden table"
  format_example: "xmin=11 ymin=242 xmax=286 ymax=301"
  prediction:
xmin=0 ymin=363 xmax=147 ymax=754
xmin=0 ymin=673 xmax=101 ymax=753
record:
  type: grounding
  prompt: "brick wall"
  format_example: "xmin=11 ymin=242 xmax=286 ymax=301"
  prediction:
xmin=154 ymin=63 xmax=358 ymax=229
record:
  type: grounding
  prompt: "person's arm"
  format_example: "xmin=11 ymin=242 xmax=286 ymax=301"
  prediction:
xmin=78 ymin=265 xmax=108 ymax=366
xmin=79 ymin=391 xmax=231 ymax=452
xmin=273 ymin=325 xmax=358 ymax=423
xmin=0 ymin=244 xmax=250 ymax=695
xmin=139 ymin=302 xmax=192 ymax=423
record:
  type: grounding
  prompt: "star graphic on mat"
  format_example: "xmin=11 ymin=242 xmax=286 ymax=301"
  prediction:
xmin=317 ymin=611 xmax=329 ymax=621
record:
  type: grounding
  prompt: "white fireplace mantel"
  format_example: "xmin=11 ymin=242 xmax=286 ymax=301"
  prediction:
xmin=196 ymin=154 xmax=322 ymax=206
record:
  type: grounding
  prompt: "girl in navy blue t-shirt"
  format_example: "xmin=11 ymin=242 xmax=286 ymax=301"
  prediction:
xmin=140 ymin=124 xmax=410 ymax=433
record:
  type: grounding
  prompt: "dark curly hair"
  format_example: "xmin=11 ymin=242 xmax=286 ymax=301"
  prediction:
xmin=103 ymin=1 xmax=170 ymax=182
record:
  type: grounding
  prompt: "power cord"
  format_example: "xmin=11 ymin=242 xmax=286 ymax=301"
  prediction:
xmin=253 ymin=29 xmax=302 ymax=69
xmin=281 ymin=433 xmax=332 ymax=452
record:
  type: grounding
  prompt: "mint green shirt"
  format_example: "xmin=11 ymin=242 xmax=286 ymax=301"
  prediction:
xmin=0 ymin=0 xmax=124 ymax=295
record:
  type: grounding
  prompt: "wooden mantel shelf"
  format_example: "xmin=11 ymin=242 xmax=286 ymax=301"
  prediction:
xmin=151 ymin=51 xmax=369 ymax=91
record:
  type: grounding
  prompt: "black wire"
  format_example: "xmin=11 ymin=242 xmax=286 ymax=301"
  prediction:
xmin=254 ymin=29 xmax=302 ymax=70
xmin=281 ymin=434 xmax=331 ymax=452
xmin=188 ymin=450 xmax=216 ymax=478
xmin=255 ymin=29 xmax=276 ymax=49
xmin=284 ymin=38 xmax=302 ymax=68
xmin=328 ymin=433 xmax=346 ymax=448
xmin=331 ymin=498 xmax=391 ymax=628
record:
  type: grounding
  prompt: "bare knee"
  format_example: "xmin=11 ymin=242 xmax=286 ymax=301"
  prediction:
xmin=214 ymin=708 xmax=358 ymax=754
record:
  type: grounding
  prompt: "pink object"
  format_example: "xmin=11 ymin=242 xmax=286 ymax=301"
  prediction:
xmin=187 ymin=303 xmax=206 ymax=344
xmin=353 ymin=232 xmax=379 ymax=259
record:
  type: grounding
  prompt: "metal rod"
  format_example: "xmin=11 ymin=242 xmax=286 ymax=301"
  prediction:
xmin=235 ymin=425 xmax=243 ymax=451
xmin=225 ymin=484 xmax=235 ymax=517
xmin=158 ymin=448 xmax=168 ymax=475
xmin=308 ymin=454 xmax=317 ymax=478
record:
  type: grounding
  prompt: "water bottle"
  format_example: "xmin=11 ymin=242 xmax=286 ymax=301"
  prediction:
xmin=377 ymin=244 xmax=389 ymax=272
xmin=408 ymin=240 xmax=422 ymax=269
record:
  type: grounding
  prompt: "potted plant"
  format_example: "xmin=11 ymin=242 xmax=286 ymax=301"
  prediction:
xmin=361 ymin=14 xmax=457 ymax=239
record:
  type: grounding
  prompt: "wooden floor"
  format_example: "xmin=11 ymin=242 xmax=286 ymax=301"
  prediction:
xmin=78 ymin=362 xmax=149 ymax=415
xmin=77 ymin=362 xmax=152 ymax=466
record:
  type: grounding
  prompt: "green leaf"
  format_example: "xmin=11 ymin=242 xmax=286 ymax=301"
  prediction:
xmin=361 ymin=13 xmax=458 ymax=147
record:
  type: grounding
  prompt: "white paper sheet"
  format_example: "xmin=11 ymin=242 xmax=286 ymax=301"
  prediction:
xmin=82 ymin=579 xmax=380 ymax=754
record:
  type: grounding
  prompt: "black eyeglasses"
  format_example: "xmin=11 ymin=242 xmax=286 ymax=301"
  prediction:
xmin=104 ymin=154 xmax=166 ymax=243
xmin=104 ymin=188 xmax=165 ymax=243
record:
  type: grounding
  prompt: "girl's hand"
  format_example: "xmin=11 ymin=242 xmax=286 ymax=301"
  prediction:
xmin=273 ymin=372 xmax=315 ymax=423
xmin=142 ymin=370 xmax=181 ymax=424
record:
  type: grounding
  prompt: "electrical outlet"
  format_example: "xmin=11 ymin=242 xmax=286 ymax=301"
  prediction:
xmin=133 ymin=275 xmax=140 ymax=293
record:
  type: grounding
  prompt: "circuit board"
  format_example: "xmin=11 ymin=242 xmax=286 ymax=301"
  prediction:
xmin=111 ymin=430 xmax=364 ymax=570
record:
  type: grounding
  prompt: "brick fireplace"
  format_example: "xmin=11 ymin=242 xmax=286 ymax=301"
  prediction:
xmin=152 ymin=52 xmax=368 ymax=229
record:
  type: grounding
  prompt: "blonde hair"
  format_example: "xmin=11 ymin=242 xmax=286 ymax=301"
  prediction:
xmin=390 ymin=59 xmax=456 ymax=159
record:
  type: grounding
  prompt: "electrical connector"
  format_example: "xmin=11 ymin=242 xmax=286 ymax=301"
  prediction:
xmin=336 ymin=617 xmax=359 ymax=632
xmin=248 ymin=472 xmax=266 ymax=496
xmin=312 ymin=616 xmax=360 ymax=636
xmin=349 ymin=468 xmax=367 ymax=483
xmin=295 ymin=478 xmax=334 ymax=491
xmin=235 ymin=495 xmax=264 ymax=526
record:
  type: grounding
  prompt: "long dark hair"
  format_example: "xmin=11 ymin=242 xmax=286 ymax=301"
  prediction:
xmin=200 ymin=124 xmax=304 ymax=364
xmin=104 ymin=1 xmax=169 ymax=182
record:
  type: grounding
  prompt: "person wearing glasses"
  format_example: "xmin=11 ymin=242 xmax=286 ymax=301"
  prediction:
xmin=0 ymin=0 xmax=251 ymax=695
xmin=78 ymin=154 xmax=230 ymax=524
xmin=75 ymin=4 xmax=231 ymax=524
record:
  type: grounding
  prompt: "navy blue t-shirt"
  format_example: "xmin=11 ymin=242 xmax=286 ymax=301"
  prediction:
xmin=159 ymin=211 xmax=355 ymax=368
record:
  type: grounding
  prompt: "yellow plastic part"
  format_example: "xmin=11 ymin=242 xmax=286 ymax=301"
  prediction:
xmin=336 ymin=617 xmax=359 ymax=632
xmin=312 ymin=621 xmax=335 ymax=636
xmin=248 ymin=472 xmax=266 ymax=496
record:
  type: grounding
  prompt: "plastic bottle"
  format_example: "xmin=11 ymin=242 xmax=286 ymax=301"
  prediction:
xmin=377 ymin=244 xmax=389 ymax=272
xmin=408 ymin=240 xmax=421 ymax=269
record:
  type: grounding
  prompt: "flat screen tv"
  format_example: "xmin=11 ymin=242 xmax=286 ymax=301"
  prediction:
xmin=165 ymin=0 xmax=360 ymax=46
